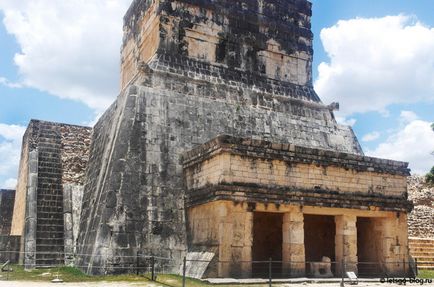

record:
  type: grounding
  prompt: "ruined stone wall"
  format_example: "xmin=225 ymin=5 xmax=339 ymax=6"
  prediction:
xmin=10 ymin=125 xmax=34 ymax=236
xmin=0 ymin=190 xmax=15 ymax=235
xmin=76 ymin=0 xmax=364 ymax=274
xmin=9 ymin=120 xmax=91 ymax=267
xmin=407 ymin=176 xmax=434 ymax=238
xmin=0 ymin=235 xmax=21 ymax=263
xmin=77 ymin=67 xmax=363 ymax=274
xmin=122 ymin=0 xmax=314 ymax=90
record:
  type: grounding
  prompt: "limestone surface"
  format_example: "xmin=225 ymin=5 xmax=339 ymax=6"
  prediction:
xmin=407 ymin=176 xmax=434 ymax=238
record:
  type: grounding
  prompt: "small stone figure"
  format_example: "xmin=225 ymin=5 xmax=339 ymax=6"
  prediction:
xmin=310 ymin=256 xmax=333 ymax=278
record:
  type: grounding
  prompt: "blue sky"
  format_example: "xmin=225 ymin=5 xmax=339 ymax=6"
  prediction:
xmin=0 ymin=0 xmax=433 ymax=188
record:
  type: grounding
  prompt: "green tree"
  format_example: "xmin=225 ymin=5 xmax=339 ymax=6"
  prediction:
xmin=427 ymin=123 xmax=434 ymax=185
xmin=427 ymin=166 xmax=434 ymax=185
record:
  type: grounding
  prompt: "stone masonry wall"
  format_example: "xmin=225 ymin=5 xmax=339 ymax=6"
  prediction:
xmin=0 ymin=235 xmax=21 ymax=264
xmin=77 ymin=69 xmax=363 ymax=274
xmin=182 ymin=136 xmax=411 ymax=212
xmin=407 ymin=176 xmax=434 ymax=238
xmin=76 ymin=0 xmax=364 ymax=275
xmin=10 ymin=125 xmax=34 ymax=237
xmin=122 ymin=0 xmax=314 ymax=90
xmin=10 ymin=120 xmax=91 ymax=268
xmin=0 ymin=190 xmax=15 ymax=235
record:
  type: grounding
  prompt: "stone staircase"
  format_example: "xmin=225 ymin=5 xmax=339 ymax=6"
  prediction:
xmin=35 ymin=123 xmax=65 ymax=267
xmin=409 ymin=237 xmax=434 ymax=271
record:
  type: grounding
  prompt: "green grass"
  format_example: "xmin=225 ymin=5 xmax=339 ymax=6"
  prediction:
xmin=0 ymin=265 xmax=157 ymax=283
xmin=418 ymin=270 xmax=434 ymax=279
xmin=2 ymin=266 xmax=432 ymax=285
xmin=0 ymin=267 xmax=283 ymax=286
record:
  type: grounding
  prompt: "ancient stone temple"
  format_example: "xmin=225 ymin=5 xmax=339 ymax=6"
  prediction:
xmin=7 ymin=0 xmax=414 ymax=279
xmin=10 ymin=120 xmax=91 ymax=268
xmin=75 ymin=0 xmax=412 ymax=277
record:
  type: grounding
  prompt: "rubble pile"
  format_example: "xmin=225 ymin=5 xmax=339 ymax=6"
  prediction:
xmin=407 ymin=176 xmax=434 ymax=238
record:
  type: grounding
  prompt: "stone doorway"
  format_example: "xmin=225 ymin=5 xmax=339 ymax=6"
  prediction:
xmin=304 ymin=214 xmax=336 ymax=276
xmin=252 ymin=212 xmax=283 ymax=278
xmin=357 ymin=217 xmax=382 ymax=277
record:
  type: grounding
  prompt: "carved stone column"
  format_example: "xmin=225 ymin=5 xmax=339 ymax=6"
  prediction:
xmin=335 ymin=215 xmax=358 ymax=275
xmin=282 ymin=210 xmax=305 ymax=277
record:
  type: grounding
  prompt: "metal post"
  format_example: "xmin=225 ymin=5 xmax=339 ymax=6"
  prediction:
xmin=340 ymin=259 xmax=345 ymax=287
xmin=151 ymin=256 xmax=155 ymax=281
xmin=268 ymin=258 xmax=272 ymax=287
xmin=7 ymin=250 xmax=10 ymax=281
xmin=403 ymin=258 xmax=406 ymax=278
xmin=136 ymin=251 xmax=140 ymax=275
xmin=182 ymin=256 xmax=186 ymax=287
xmin=415 ymin=258 xmax=418 ymax=277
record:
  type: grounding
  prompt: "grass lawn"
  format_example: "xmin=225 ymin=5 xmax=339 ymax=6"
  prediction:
xmin=0 ymin=265 xmax=156 ymax=283
xmin=0 ymin=266 xmax=276 ymax=286
xmin=418 ymin=270 xmax=434 ymax=279
xmin=0 ymin=265 xmax=432 ymax=286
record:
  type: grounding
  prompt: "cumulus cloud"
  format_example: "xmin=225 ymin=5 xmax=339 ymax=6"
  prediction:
xmin=362 ymin=131 xmax=380 ymax=142
xmin=0 ymin=123 xmax=26 ymax=189
xmin=400 ymin=110 xmax=419 ymax=124
xmin=0 ymin=0 xmax=131 ymax=112
xmin=315 ymin=15 xmax=434 ymax=116
xmin=366 ymin=117 xmax=434 ymax=175
xmin=335 ymin=116 xmax=356 ymax=127
xmin=1 ymin=178 xmax=17 ymax=189
xmin=0 ymin=77 xmax=22 ymax=88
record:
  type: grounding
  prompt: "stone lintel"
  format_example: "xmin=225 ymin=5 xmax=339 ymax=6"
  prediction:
xmin=182 ymin=135 xmax=410 ymax=176
xmin=185 ymin=183 xmax=413 ymax=212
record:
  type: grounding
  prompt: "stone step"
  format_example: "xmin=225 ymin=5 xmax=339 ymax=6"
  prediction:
xmin=36 ymin=231 xmax=64 ymax=239
xmin=37 ymin=218 xmax=64 ymax=224
xmin=408 ymin=241 xmax=434 ymax=246
xmin=35 ymin=198 xmax=63 ymax=204
xmin=418 ymin=265 xmax=434 ymax=270
xmin=416 ymin=261 xmax=434 ymax=265
xmin=36 ymin=224 xmax=64 ymax=232
xmin=409 ymin=246 xmax=434 ymax=251
xmin=37 ymin=238 xmax=64 ymax=245
xmin=36 ymin=245 xmax=64 ymax=252
xmin=414 ymin=257 xmax=434 ymax=262
xmin=37 ymin=206 xmax=63 ymax=212
xmin=35 ymin=259 xmax=65 ymax=267
xmin=37 ymin=209 xmax=63 ymax=215
xmin=411 ymin=252 xmax=434 ymax=258
xmin=409 ymin=242 xmax=434 ymax=246
xmin=408 ymin=237 xmax=434 ymax=243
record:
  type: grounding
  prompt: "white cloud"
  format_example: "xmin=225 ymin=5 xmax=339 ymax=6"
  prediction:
xmin=362 ymin=131 xmax=380 ymax=142
xmin=400 ymin=110 xmax=419 ymax=124
xmin=0 ymin=123 xmax=26 ymax=189
xmin=366 ymin=118 xmax=434 ymax=175
xmin=335 ymin=116 xmax=356 ymax=127
xmin=1 ymin=178 xmax=17 ymax=189
xmin=315 ymin=15 xmax=434 ymax=116
xmin=0 ymin=77 xmax=22 ymax=88
xmin=0 ymin=0 xmax=132 ymax=112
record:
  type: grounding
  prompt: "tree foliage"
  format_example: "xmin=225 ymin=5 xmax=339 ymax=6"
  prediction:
xmin=427 ymin=166 xmax=434 ymax=185
xmin=428 ymin=123 xmax=434 ymax=184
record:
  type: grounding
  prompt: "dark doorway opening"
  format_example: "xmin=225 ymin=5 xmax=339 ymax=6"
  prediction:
xmin=304 ymin=214 xmax=336 ymax=276
xmin=357 ymin=217 xmax=381 ymax=277
xmin=252 ymin=212 xmax=283 ymax=278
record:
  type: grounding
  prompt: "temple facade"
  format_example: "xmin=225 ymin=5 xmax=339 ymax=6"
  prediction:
xmin=6 ymin=0 xmax=413 ymax=278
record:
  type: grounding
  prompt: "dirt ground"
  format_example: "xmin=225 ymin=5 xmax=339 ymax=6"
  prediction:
xmin=1 ymin=281 xmax=433 ymax=287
